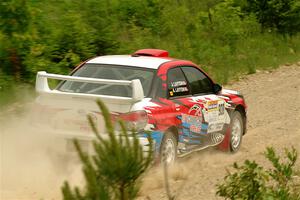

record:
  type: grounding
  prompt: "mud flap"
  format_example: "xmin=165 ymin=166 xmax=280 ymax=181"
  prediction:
xmin=217 ymin=127 xmax=231 ymax=151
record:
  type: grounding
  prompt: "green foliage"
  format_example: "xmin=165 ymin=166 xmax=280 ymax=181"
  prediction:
xmin=61 ymin=100 xmax=153 ymax=200
xmin=0 ymin=0 xmax=32 ymax=81
xmin=1 ymin=0 xmax=300 ymax=106
xmin=265 ymin=147 xmax=299 ymax=199
xmin=217 ymin=147 xmax=300 ymax=200
xmin=0 ymin=0 xmax=30 ymax=36
xmin=238 ymin=0 xmax=300 ymax=35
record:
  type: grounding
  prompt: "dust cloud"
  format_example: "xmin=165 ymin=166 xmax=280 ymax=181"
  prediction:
xmin=0 ymin=104 xmax=83 ymax=200
xmin=138 ymin=148 xmax=234 ymax=200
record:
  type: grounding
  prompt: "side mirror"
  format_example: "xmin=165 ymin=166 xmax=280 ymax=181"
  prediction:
xmin=213 ymin=83 xmax=222 ymax=94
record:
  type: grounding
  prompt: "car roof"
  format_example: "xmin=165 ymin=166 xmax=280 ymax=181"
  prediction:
xmin=86 ymin=55 xmax=173 ymax=69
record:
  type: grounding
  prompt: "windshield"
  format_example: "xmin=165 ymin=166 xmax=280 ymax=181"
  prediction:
xmin=58 ymin=64 xmax=155 ymax=97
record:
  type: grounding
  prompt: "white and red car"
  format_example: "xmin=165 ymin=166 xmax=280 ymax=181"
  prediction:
xmin=35 ymin=49 xmax=247 ymax=164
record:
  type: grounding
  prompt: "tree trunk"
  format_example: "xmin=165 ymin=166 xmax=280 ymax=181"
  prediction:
xmin=9 ymin=48 xmax=21 ymax=82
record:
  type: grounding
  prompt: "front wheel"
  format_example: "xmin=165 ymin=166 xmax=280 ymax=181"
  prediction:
xmin=160 ymin=131 xmax=177 ymax=165
xmin=230 ymin=111 xmax=243 ymax=152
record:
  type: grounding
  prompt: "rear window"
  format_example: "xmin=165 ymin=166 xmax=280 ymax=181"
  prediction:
xmin=58 ymin=64 xmax=155 ymax=97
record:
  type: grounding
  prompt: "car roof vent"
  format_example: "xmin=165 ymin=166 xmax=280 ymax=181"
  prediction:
xmin=132 ymin=49 xmax=169 ymax=57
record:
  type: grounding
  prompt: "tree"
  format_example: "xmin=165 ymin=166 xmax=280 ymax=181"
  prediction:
xmin=239 ymin=0 xmax=300 ymax=35
xmin=0 ymin=0 xmax=31 ymax=82
xmin=217 ymin=147 xmax=300 ymax=200
xmin=62 ymin=100 xmax=153 ymax=200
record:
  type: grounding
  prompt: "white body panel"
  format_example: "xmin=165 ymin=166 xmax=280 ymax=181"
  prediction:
xmin=87 ymin=55 xmax=170 ymax=69
xmin=33 ymin=70 xmax=154 ymax=154
xmin=36 ymin=71 xmax=144 ymax=102
xmin=34 ymin=71 xmax=147 ymax=137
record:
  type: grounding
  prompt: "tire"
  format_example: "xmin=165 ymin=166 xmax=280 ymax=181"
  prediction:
xmin=229 ymin=111 xmax=244 ymax=152
xmin=160 ymin=131 xmax=177 ymax=165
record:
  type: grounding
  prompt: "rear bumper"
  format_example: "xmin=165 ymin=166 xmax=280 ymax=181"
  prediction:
xmin=28 ymin=127 xmax=152 ymax=155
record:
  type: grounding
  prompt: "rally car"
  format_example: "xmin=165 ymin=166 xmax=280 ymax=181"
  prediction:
xmin=35 ymin=49 xmax=247 ymax=164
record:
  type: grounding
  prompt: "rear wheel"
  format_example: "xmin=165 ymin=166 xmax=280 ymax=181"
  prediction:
xmin=160 ymin=131 xmax=177 ymax=165
xmin=230 ymin=111 xmax=243 ymax=152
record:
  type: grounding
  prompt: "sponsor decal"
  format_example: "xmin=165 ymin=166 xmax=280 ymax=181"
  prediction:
xmin=219 ymin=102 xmax=225 ymax=115
xmin=169 ymin=87 xmax=189 ymax=96
xmin=207 ymin=122 xmax=224 ymax=133
xmin=169 ymin=81 xmax=189 ymax=96
xmin=182 ymin=113 xmax=202 ymax=134
xmin=172 ymin=87 xmax=189 ymax=93
xmin=141 ymin=131 xmax=163 ymax=152
xmin=179 ymin=98 xmax=231 ymax=140
xmin=204 ymin=109 xmax=218 ymax=122
xmin=190 ymin=125 xmax=201 ymax=134
xmin=171 ymin=81 xmax=187 ymax=87
xmin=203 ymin=100 xmax=227 ymax=122
xmin=207 ymin=100 xmax=218 ymax=111
xmin=189 ymin=104 xmax=203 ymax=116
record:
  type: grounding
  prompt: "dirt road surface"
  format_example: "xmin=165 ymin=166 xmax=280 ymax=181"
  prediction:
xmin=1 ymin=63 xmax=300 ymax=200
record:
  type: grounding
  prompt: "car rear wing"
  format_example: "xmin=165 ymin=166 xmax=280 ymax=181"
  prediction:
xmin=36 ymin=71 xmax=144 ymax=102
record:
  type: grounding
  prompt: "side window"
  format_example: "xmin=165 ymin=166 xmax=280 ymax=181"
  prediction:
xmin=181 ymin=66 xmax=213 ymax=95
xmin=167 ymin=67 xmax=190 ymax=98
xmin=154 ymin=77 xmax=167 ymax=98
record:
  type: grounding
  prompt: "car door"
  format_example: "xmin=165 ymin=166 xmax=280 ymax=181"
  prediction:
xmin=166 ymin=67 xmax=203 ymax=148
xmin=181 ymin=66 xmax=230 ymax=133
xmin=166 ymin=66 xmax=230 ymax=151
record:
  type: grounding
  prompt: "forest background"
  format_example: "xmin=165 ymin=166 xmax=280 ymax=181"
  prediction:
xmin=1 ymin=0 xmax=300 ymax=107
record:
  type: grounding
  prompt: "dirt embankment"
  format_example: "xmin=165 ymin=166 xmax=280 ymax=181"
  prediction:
xmin=1 ymin=63 xmax=300 ymax=200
